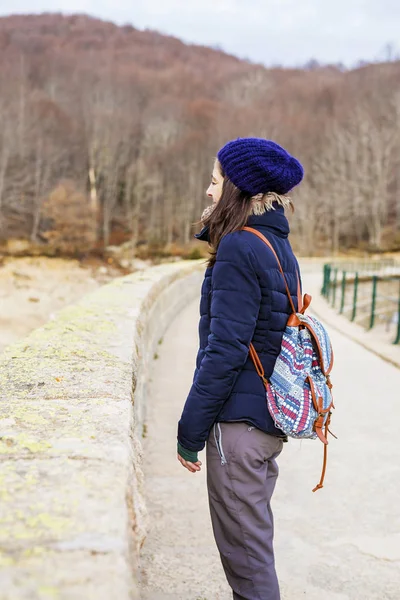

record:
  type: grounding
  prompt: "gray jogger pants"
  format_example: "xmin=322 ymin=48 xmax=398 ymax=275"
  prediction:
xmin=206 ymin=421 xmax=284 ymax=600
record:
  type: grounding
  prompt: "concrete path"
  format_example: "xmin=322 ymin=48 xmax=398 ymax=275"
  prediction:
xmin=138 ymin=266 xmax=400 ymax=600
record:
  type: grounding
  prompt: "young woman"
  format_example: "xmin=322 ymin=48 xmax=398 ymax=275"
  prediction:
xmin=177 ymin=137 xmax=304 ymax=600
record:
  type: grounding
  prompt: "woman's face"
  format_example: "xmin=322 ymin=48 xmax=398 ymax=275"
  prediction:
xmin=206 ymin=161 xmax=224 ymax=204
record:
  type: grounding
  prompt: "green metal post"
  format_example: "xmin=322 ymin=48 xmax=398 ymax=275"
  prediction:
xmin=326 ymin=265 xmax=332 ymax=301
xmin=340 ymin=271 xmax=346 ymax=314
xmin=394 ymin=280 xmax=400 ymax=345
xmin=326 ymin=265 xmax=330 ymax=297
xmin=321 ymin=264 xmax=328 ymax=296
xmin=332 ymin=268 xmax=338 ymax=307
xmin=369 ymin=276 xmax=378 ymax=330
xmin=351 ymin=272 xmax=359 ymax=322
xmin=325 ymin=266 xmax=330 ymax=301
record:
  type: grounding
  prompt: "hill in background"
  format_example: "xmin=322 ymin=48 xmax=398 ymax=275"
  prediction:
xmin=0 ymin=13 xmax=399 ymax=256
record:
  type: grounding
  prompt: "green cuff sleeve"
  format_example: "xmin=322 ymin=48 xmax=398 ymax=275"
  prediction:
xmin=177 ymin=441 xmax=198 ymax=463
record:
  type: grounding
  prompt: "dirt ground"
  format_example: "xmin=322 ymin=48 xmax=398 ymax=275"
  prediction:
xmin=0 ymin=256 xmax=123 ymax=354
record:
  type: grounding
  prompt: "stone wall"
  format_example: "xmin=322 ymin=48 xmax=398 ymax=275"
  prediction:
xmin=0 ymin=260 xmax=204 ymax=600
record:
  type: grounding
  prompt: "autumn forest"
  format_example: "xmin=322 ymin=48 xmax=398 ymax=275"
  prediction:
xmin=0 ymin=13 xmax=399 ymax=257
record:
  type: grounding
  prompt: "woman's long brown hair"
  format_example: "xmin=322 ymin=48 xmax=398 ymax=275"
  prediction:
xmin=202 ymin=162 xmax=254 ymax=268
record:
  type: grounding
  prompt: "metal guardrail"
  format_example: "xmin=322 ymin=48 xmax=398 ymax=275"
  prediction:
xmin=322 ymin=263 xmax=400 ymax=345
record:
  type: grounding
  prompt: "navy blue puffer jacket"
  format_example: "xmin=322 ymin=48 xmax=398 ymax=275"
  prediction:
xmin=177 ymin=204 xmax=302 ymax=454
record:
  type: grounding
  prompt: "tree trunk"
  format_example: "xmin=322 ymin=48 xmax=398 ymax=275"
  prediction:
xmin=0 ymin=146 xmax=9 ymax=236
xmin=88 ymin=166 xmax=98 ymax=213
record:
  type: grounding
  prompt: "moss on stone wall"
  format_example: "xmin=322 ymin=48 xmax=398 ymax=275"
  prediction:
xmin=0 ymin=259 xmax=204 ymax=600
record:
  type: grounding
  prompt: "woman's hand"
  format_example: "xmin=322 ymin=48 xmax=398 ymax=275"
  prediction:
xmin=177 ymin=453 xmax=202 ymax=473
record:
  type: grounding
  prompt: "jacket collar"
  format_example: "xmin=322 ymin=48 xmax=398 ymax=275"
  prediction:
xmin=246 ymin=204 xmax=290 ymax=238
xmin=194 ymin=202 xmax=290 ymax=242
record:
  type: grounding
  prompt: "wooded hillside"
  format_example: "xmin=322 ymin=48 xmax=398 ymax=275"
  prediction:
xmin=0 ymin=13 xmax=399 ymax=256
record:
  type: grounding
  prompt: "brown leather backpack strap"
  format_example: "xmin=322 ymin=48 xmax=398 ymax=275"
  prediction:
xmin=297 ymin=271 xmax=303 ymax=313
xmin=249 ymin=342 xmax=269 ymax=387
xmin=242 ymin=226 xmax=297 ymax=314
xmin=312 ymin=412 xmax=332 ymax=492
xmin=312 ymin=436 xmax=328 ymax=492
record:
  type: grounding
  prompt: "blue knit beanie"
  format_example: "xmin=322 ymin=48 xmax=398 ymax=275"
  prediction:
xmin=217 ymin=137 xmax=304 ymax=196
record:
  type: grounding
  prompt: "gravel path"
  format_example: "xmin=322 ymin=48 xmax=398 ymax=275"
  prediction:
xmin=138 ymin=266 xmax=400 ymax=600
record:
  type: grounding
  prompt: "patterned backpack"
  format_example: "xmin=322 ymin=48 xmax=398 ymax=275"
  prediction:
xmin=243 ymin=227 xmax=336 ymax=492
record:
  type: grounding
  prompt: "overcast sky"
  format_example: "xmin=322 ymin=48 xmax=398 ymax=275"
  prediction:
xmin=0 ymin=0 xmax=399 ymax=67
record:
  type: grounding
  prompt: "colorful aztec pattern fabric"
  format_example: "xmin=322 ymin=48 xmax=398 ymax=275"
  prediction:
xmin=266 ymin=313 xmax=333 ymax=439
